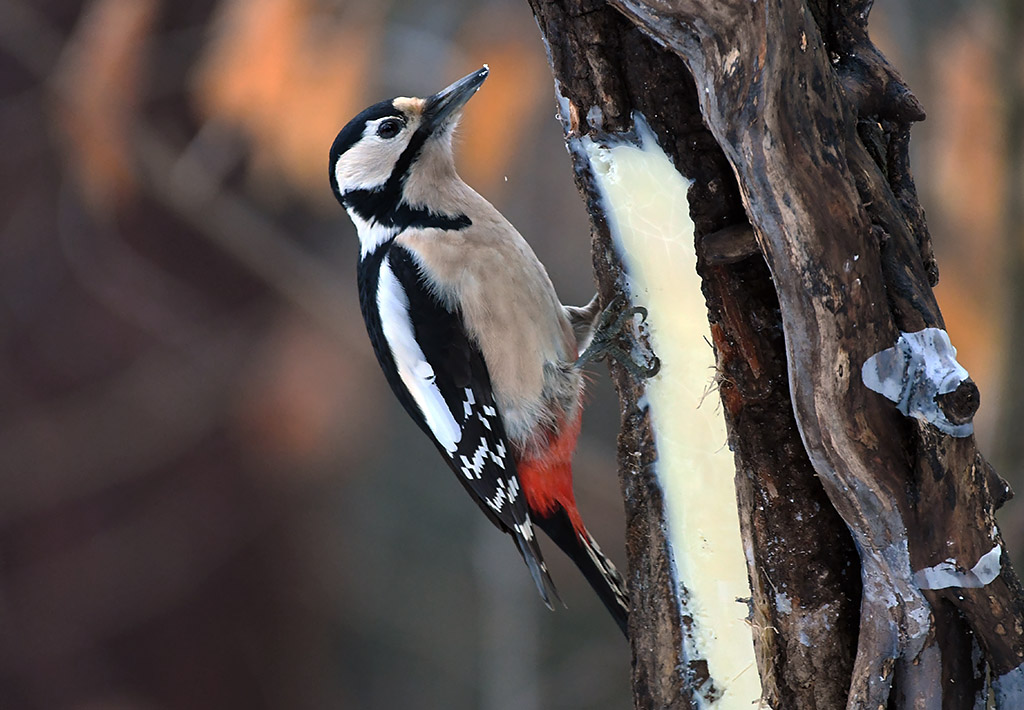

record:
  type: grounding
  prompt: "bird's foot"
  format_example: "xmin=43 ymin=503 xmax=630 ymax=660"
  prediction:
xmin=575 ymin=294 xmax=660 ymax=378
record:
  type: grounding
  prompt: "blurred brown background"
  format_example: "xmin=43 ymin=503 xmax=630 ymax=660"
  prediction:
xmin=0 ymin=1 xmax=1020 ymax=709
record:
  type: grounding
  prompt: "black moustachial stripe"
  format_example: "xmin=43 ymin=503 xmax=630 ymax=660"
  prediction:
xmin=330 ymin=100 xmax=471 ymax=232
xmin=345 ymin=190 xmax=471 ymax=232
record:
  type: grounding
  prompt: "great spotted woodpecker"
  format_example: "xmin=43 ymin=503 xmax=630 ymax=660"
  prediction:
xmin=329 ymin=66 xmax=629 ymax=635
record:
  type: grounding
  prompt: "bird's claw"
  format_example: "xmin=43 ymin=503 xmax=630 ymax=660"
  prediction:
xmin=576 ymin=295 xmax=660 ymax=378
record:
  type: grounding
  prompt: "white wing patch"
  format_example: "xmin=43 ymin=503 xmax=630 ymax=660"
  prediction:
xmin=377 ymin=256 xmax=461 ymax=453
xmin=457 ymin=386 xmax=508 ymax=485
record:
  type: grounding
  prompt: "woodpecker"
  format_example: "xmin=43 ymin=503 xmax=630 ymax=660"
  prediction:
xmin=329 ymin=66 xmax=629 ymax=635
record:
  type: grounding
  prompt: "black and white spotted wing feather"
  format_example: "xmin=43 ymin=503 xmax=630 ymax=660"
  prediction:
xmin=358 ymin=242 xmax=558 ymax=606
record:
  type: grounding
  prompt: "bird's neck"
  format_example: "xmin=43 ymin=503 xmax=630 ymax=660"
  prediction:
xmin=348 ymin=208 xmax=399 ymax=258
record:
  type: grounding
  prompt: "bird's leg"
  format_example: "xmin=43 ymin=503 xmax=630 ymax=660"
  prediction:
xmin=574 ymin=294 xmax=660 ymax=378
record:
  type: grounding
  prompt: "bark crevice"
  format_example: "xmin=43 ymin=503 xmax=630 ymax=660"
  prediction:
xmin=528 ymin=0 xmax=1024 ymax=707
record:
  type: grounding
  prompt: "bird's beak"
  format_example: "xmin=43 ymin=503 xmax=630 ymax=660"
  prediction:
xmin=423 ymin=66 xmax=489 ymax=132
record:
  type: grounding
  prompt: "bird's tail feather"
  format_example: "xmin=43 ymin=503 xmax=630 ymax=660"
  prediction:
xmin=534 ymin=507 xmax=629 ymax=637
xmin=511 ymin=522 xmax=562 ymax=610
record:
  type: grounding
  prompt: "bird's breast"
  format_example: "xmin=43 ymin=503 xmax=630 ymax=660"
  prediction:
xmin=396 ymin=224 xmax=579 ymax=448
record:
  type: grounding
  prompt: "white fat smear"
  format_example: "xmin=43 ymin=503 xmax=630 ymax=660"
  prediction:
xmin=861 ymin=327 xmax=973 ymax=437
xmin=913 ymin=544 xmax=1002 ymax=590
xmin=580 ymin=114 xmax=762 ymax=709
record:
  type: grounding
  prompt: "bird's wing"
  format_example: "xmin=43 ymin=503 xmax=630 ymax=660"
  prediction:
xmin=360 ymin=243 xmax=558 ymax=605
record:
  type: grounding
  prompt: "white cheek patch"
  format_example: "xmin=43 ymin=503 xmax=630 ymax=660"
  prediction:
xmin=334 ymin=144 xmax=395 ymax=192
xmin=861 ymin=327 xmax=972 ymax=437
xmin=333 ymin=119 xmax=413 ymax=193
xmin=377 ymin=257 xmax=461 ymax=453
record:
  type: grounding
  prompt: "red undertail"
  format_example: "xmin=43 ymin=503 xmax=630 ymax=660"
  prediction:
xmin=515 ymin=410 xmax=586 ymax=538
xmin=515 ymin=409 xmax=629 ymax=636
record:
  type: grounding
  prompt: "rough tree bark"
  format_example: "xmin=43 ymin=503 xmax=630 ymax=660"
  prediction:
xmin=525 ymin=0 xmax=1024 ymax=708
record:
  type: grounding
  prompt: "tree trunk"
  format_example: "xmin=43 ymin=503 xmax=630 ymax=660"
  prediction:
xmin=525 ymin=0 xmax=1024 ymax=708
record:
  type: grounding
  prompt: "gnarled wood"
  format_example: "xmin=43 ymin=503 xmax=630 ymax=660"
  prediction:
xmin=527 ymin=0 xmax=1024 ymax=707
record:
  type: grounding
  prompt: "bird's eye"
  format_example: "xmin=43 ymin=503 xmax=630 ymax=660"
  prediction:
xmin=377 ymin=119 xmax=402 ymax=139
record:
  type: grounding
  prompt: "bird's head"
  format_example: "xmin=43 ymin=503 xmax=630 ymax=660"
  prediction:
xmin=329 ymin=66 xmax=488 ymax=230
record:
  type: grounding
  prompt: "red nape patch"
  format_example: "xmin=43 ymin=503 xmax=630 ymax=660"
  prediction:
xmin=516 ymin=411 xmax=586 ymax=538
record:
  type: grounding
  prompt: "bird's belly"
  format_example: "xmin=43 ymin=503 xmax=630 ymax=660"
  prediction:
xmin=495 ymin=363 xmax=584 ymax=459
